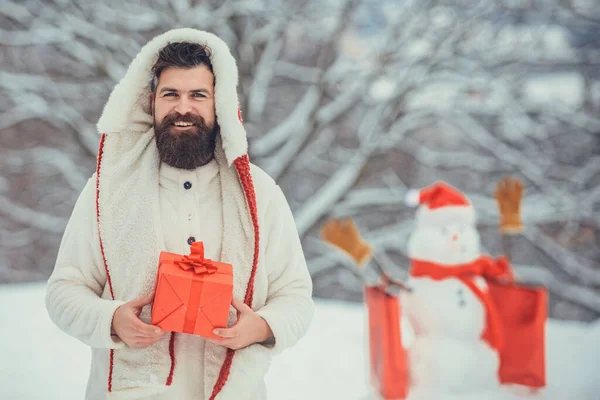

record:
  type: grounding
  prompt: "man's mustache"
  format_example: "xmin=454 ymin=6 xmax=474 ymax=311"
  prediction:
xmin=161 ymin=112 xmax=207 ymax=126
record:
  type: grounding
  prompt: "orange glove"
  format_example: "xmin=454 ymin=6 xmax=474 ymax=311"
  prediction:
xmin=320 ymin=218 xmax=373 ymax=267
xmin=494 ymin=176 xmax=524 ymax=234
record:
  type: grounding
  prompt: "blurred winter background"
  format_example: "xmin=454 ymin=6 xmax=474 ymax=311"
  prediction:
xmin=0 ymin=0 xmax=599 ymax=399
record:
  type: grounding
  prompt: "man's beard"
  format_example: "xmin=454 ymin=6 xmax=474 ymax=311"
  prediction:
xmin=154 ymin=111 xmax=219 ymax=170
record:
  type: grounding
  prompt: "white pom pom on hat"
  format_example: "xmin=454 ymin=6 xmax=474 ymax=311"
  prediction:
xmin=404 ymin=189 xmax=421 ymax=207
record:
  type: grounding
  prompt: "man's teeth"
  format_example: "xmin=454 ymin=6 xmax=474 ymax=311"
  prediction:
xmin=174 ymin=122 xmax=193 ymax=126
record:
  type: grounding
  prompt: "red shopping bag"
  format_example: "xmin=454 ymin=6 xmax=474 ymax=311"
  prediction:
xmin=488 ymin=282 xmax=547 ymax=388
xmin=364 ymin=286 xmax=409 ymax=399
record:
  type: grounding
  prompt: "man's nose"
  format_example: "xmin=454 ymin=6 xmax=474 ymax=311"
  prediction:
xmin=174 ymin=97 xmax=193 ymax=115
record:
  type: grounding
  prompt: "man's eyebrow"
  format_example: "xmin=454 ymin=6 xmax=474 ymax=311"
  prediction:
xmin=158 ymin=88 xmax=212 ymax=95
xmin=159 ymin=87 xmax=178 ymax=94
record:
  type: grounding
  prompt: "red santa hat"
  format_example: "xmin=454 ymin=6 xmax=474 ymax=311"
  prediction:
xmin=404 ymin=181 xmax=476 ymax=225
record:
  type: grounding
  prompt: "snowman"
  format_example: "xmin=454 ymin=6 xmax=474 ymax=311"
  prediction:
xmin=400 ymin=181 xmax=513 ymax=395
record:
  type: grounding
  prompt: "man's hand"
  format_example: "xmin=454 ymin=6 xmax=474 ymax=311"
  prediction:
xmin=112 ymin=294 xmax=168 ymax=348
xmin=207 ymin=297 xmax=273 ymax=350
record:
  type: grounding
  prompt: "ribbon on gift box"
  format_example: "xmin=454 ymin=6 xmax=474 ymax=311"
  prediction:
xmin=174 ymin=242 xmax=220 ymax=333
xmin=175 ymin=242 xmax=218 ymax=275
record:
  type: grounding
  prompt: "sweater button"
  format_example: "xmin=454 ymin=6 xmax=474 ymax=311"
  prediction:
xmin=187 ymin=236 xmax=195 ymax=245
xmin=184 ymin=181 xmax=192 ymax=190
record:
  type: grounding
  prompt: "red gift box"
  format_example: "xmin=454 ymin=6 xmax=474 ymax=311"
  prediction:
xmin=365 ymin=286 xmax=409 ymax=399
xmin=151 ymin=242 xmax=233 ymax=339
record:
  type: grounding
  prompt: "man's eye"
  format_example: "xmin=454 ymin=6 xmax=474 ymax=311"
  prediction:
xmin=164 ymin=93 xmax=176 ymax=97
xmin=193 ymin=93 xmax=206 ymax=98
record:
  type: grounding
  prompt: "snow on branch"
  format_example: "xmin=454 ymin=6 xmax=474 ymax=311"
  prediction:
xmin=571 ymin=156 xmax=600 ymax=189
xmin=294 ymin=106 xmax=385 ymax=236
xmin=315 ymin=81 xmax=364 ymax=125
xmin=274 ymin=61 xmax=322 ymax=84
xmin=294 ymin=149 xmax=370 ymax=236
xmin=451 ymin=113 xmax=576 ymax=204
xmin=251 ymin=87 xmax=321 ymax=157
xmin=0 ymin=196 xmax=68 ymax=234
xmin=408 ymin=141 xmax=499 ymax=173
xmin=8 ymin=148 xmax=88 ymax=192
xmin=515 ymin=264 xmax=600 ymax=314
xmin=523 ymin=227 xmax=600 ymax=286
xmin=0 ymin=1 xmax=32 ymax=23
xmin=247 ymin=34 xmax=285 ymax=121
xmin=0 ymin=27 xmax=72 ymax=46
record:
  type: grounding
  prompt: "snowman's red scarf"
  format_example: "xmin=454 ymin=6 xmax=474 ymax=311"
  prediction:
xmin=410 ymin=256 xmax=514 ymax=351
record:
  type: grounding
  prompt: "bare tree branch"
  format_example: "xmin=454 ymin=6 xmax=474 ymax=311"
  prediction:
xmin=0 ymin=196 xmax=68 ymax=234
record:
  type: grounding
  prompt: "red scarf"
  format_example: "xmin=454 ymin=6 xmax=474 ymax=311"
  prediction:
xmin=410 ymin=256 xmax=514 ymax=350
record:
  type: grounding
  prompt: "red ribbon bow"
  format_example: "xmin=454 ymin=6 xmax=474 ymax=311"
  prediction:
xmin=175 ymin=242 xmax=218 ymax=275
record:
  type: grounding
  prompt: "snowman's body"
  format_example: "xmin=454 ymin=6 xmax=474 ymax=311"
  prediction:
xmin=409 ymin=332 xmax=500 ymax=392
xmin=401 ymin=205 xmax=501 ymax=393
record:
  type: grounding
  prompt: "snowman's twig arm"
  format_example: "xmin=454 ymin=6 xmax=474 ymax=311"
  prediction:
xmin=372 ymin=255 xmax=412 ymax=294
xmin=501 ymin=234 xmax=514 ymax=262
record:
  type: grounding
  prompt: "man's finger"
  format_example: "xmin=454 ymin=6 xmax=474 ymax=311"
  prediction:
xmin=133 ymin=329 xmax=168 ymax=341
xmin=134 ymin=319 xmax=164 ymax=336
xmin=128 ymin=293 xmax=154 ymax=308
xmin=129 ymin=335 xmax=165 ymax=348
xmin=213 ymin=327 xmax=237 ymax=338
xmin=231 ymin=296 xmax=250 ymax=313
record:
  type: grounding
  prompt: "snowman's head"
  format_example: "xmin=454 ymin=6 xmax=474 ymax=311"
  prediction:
xmin=405 ymin=182 xmax=481 ymax=264
xmin=407 ymin=209 xmax=481 ymax=264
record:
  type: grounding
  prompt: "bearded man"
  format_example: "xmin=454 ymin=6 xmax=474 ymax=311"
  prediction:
xmin=46 ymin=29 xmax=314 ymax=400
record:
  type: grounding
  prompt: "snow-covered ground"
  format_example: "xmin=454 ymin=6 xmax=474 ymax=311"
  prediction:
xmin=1 ymin=282 xmax=599 ymax=400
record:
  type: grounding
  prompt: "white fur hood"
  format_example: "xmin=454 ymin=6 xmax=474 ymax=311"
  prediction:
xmin=96 ymin=28 xmax=247 ymax=165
